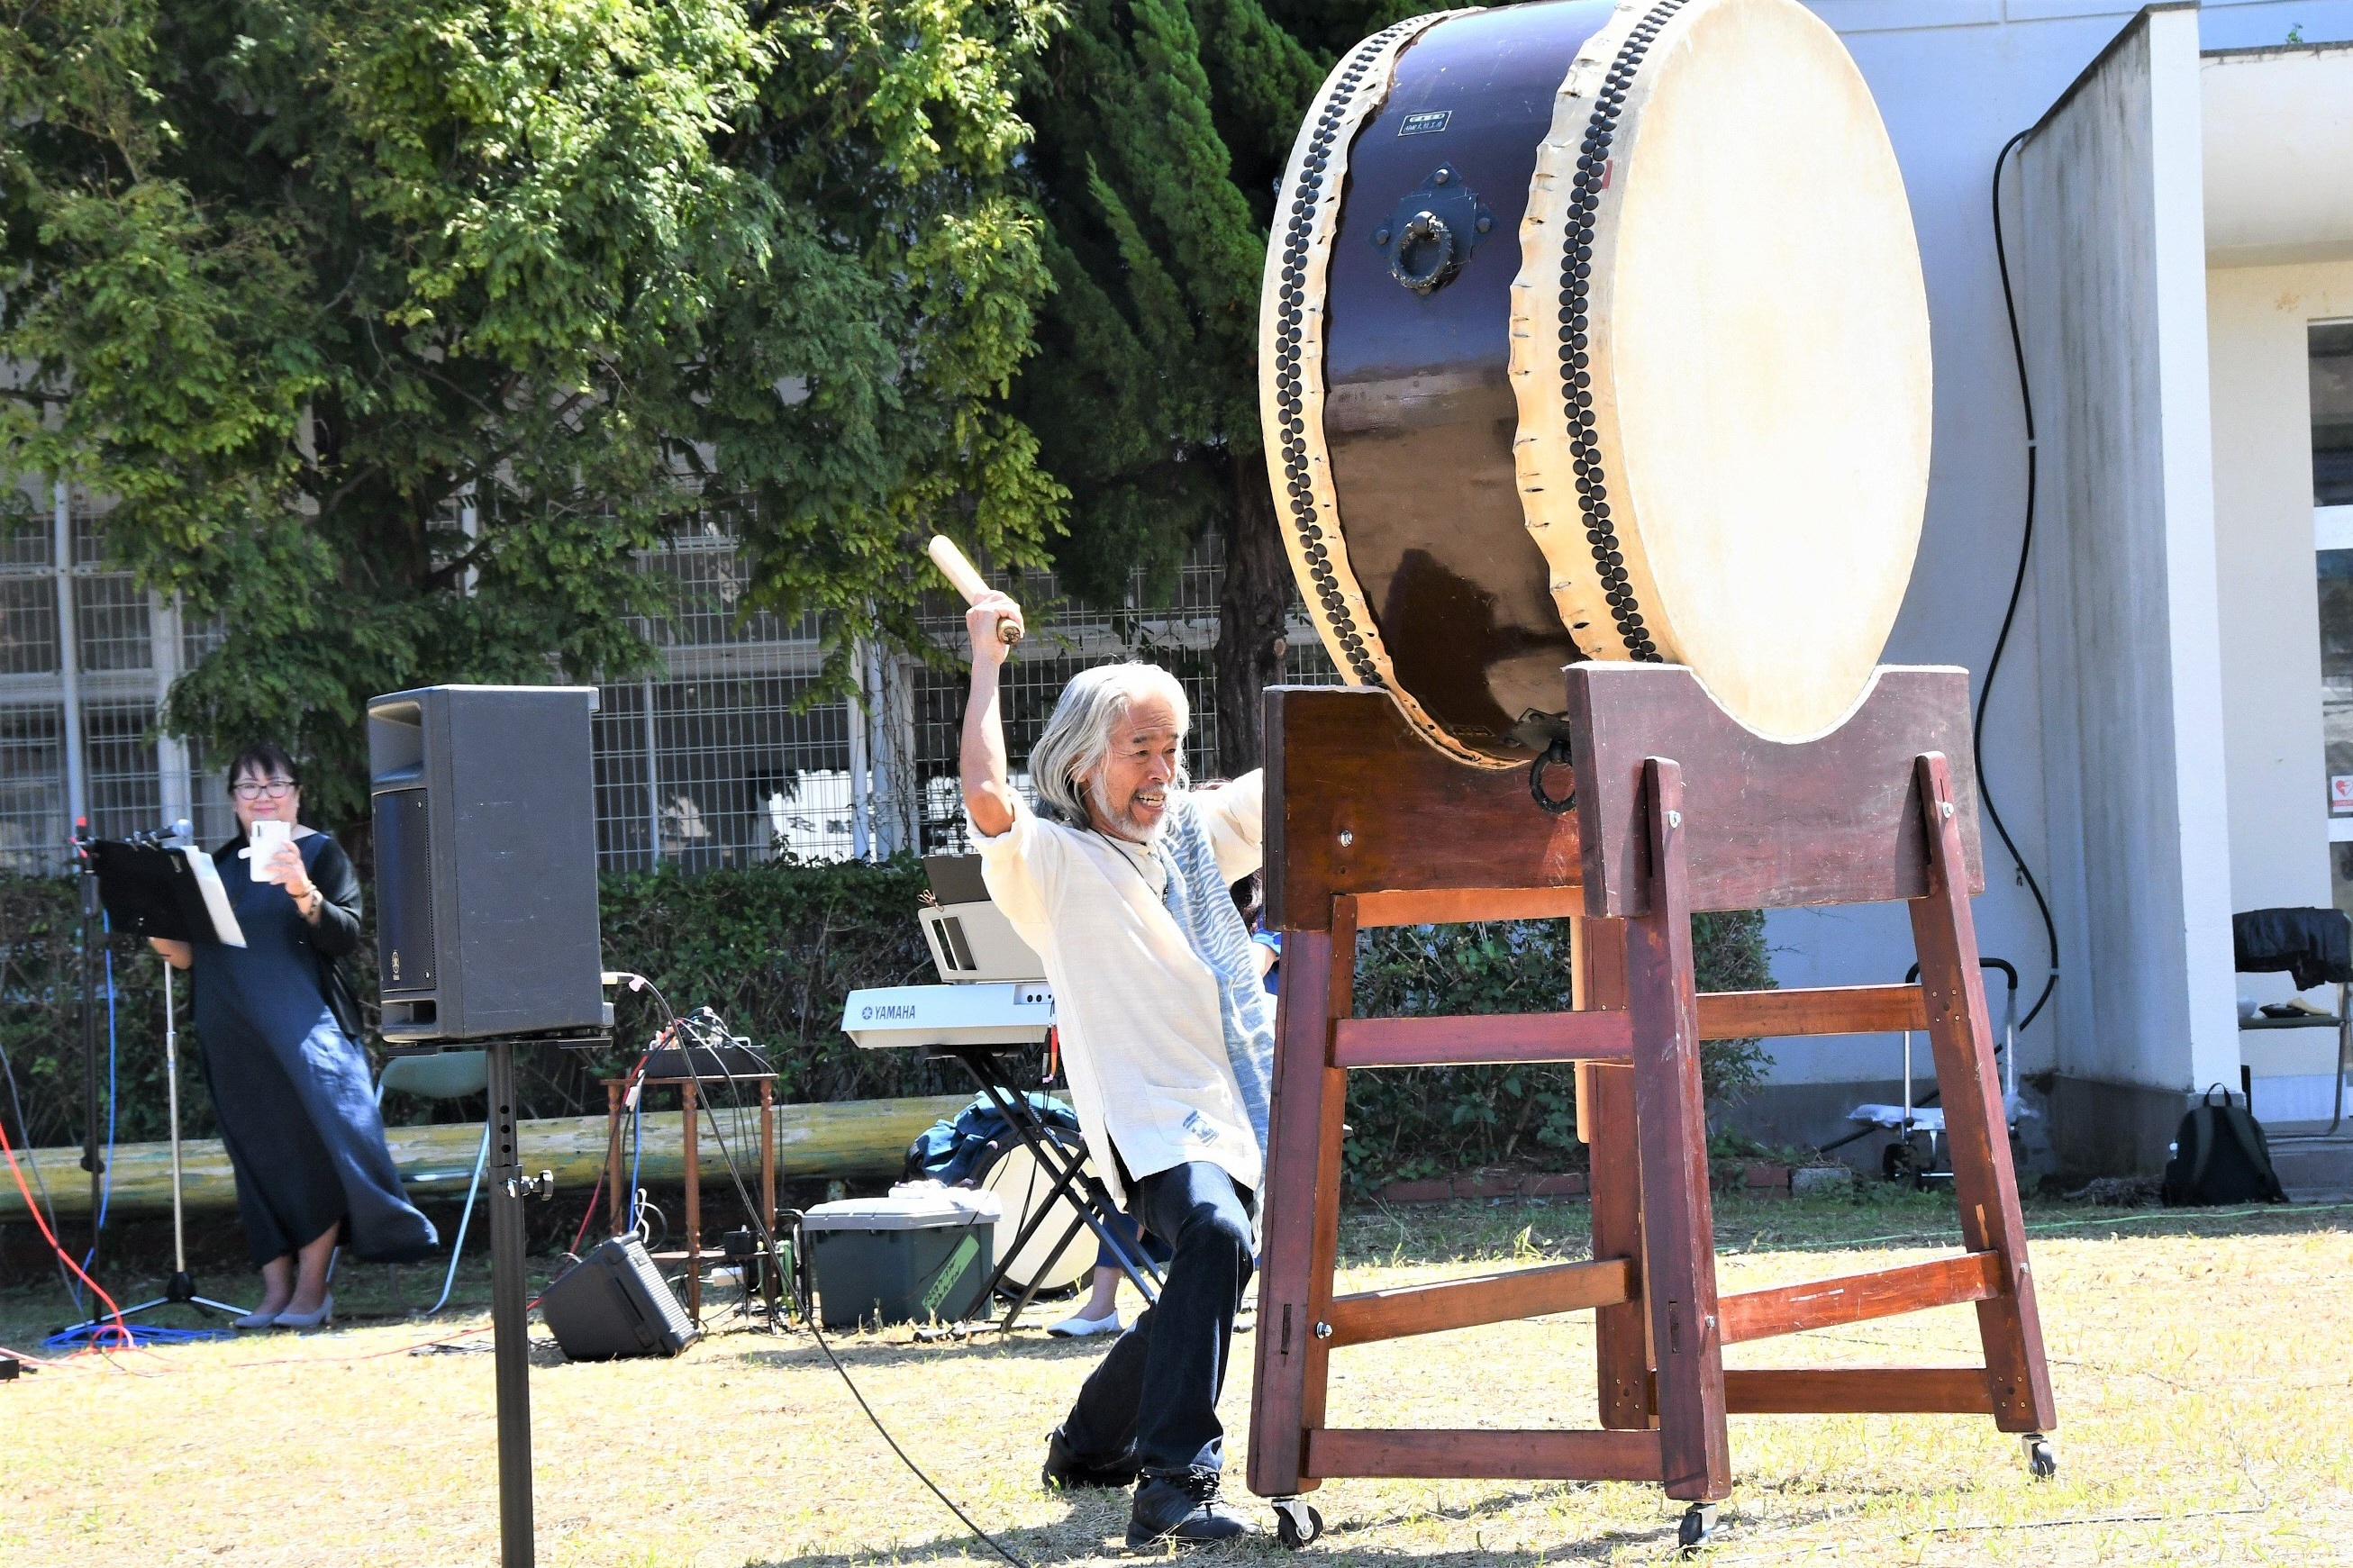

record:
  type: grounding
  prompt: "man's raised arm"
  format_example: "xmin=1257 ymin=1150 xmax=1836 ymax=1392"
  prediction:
xmin=959 ymin=591 xmax=1028 ymax=838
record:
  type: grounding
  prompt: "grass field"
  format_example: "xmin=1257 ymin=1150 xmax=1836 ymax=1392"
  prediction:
xmin=4 ymin=1189 xmax=2349 ymax=1566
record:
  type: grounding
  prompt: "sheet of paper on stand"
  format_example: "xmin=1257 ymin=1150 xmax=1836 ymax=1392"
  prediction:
xmin=180 ymin=848 xmax=248 ymax=947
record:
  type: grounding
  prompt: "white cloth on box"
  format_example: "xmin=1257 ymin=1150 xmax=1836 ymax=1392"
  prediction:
xmin=971 ymin=773 xmax=1266 ymax=1212
xmin=1847 ymin=1092 xmax=2033 ymax=1131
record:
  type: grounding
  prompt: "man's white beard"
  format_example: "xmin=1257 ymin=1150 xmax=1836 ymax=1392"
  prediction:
xmin=1090 ymin=771 xmax=1168 ymax=847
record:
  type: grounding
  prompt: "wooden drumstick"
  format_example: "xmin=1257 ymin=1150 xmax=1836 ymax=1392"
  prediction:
xmin=927 ymin=534 xmax=1022 ymax=645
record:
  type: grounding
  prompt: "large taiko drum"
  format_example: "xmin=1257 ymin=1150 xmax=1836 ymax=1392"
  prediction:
xmin=1260 ymin=0 xmax=1930 ymax=763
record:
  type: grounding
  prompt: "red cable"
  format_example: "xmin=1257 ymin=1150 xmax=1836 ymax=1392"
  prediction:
xmin=568 ymin=1049 xmax=651 ymax=1255
xmin=0 ymin=1339 xmax=95 ymax=1373
xmin=0 ymin=1114 xmax=133 ymax=1350
xmin=566 ymin=1169 xmax=605 ymax=1255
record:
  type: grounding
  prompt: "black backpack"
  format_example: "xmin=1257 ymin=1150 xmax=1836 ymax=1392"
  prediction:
xmin=2160 ymin=1086 xmax=2288 ymax=1206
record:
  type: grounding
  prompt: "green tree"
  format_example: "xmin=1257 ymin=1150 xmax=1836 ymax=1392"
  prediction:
xmin=1 ymin=0 xmax=1063 ymax=827
xmin=1010 ymin=0 xmax=1416 ymax=771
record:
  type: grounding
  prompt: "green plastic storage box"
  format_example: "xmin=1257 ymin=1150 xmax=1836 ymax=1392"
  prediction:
xmin=803 ymin=1188 xmax=1003 ymax=1328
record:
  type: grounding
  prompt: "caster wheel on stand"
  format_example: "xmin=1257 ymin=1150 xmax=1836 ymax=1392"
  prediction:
xmin=1272 ymin=1496 xmax=1324 ymax=1549
xmin=2023 ymin=1434 xmax=2057 ymax=1481
xmin=1676 ymin=1503 xmax=1719 ymax=1554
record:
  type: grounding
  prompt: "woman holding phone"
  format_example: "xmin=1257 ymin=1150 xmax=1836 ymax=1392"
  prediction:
xmin=149 ymin=744 xmax=434 ymax=1328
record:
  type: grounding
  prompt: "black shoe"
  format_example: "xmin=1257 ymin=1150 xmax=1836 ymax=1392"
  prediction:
xmin=1042 ymin=1425 xmax=1138 ymax=1490
xmin=1126 ymin=1467 xmax=1261 ymax=1546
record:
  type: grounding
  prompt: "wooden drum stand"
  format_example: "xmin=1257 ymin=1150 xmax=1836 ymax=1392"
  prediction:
xmin=1248 ymin=666 xmax=2057 ymax=1550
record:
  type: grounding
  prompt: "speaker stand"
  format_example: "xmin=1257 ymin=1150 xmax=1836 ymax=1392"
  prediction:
xmin=486 ymin=1038 xmax=536 ymax=1568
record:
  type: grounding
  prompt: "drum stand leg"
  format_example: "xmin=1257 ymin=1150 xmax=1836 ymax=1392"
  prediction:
xmin=1906 ymin=756 xmax=2057 ymax=1437
xmin=1576 ymin=923 xmax=1651 ymax=1432
xmin=1627 ymin=761 xmax=1731 ymax=1502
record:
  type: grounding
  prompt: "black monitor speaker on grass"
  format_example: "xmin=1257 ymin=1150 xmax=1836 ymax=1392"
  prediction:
xmin=368 ymin=684 xmax=612 ymax=1047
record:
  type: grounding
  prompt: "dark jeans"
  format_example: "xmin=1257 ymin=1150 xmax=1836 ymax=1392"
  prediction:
xmin=1060 ymin=1160 xmax=1255 ymax=1477
xmin=1092 ymin=1205 xmax=1174 ymax=1273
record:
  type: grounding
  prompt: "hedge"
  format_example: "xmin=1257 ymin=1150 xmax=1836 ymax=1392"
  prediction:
xmin=1345 ymin=913 xmax=1769 ymax=1185
xmin=0 ymin=861 xmax=1769 ymax=1188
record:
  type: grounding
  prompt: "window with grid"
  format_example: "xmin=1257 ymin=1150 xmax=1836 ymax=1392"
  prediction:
xmin=73 ymin=574 xmax=151 ymax=672
xmin=0 ymin=519 xmax=49 ymax=571
xmin=84 ymin=701 xmax=162 ymax=839
xmin=176 ymin=734 xmax=242 ymax=850
xmin=0 ymin=576 xmax=59 ymax=676
xmin=636 ymin=530 xmax=817 ymax=648
xmin=0 ymin=703 xmax=66 ymax=874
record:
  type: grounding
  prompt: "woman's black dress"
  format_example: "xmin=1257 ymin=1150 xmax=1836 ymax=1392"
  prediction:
xmin=191 ymin=831 xmax=437 ymax=1266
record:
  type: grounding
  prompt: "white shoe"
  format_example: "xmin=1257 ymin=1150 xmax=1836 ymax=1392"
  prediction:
xmin=1047 ymin=1309 xmax=1122 ymax=1338
xmin=232 ymin=1307 xmax=281 ymax=1330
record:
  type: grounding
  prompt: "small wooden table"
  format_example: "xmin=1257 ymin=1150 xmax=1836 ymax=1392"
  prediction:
xmin=603 ymin=1056 xmax=777 ymax=1325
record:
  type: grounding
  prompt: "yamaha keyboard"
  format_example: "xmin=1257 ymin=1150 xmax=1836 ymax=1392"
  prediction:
xmin=841 ymin=854 xmax=1054 ymax=1052
xmin=841 ymin=981 xmax=1053 ymax=1050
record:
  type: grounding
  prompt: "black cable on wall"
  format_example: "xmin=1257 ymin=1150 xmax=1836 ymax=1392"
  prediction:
xmin=1982 ymin=127 xmax=2061 ymax=1035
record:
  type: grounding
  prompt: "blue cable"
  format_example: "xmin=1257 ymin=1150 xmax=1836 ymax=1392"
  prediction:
xmin=628 ymin=1090 xmax=644 ymax=1235
xmin=43 ymin=1320 xmax=232 ymax=1350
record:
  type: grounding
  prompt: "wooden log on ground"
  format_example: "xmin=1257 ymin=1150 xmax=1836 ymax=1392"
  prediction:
xmin=0 ymin=1093 xmax=968 ymax=1219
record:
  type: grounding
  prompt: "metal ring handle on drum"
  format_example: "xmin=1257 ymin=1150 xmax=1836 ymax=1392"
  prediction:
xmin=1528 ymin=738 xmax=1576 ymax=814
xmin=1389 ymin=210 xmax=1458 ymax=295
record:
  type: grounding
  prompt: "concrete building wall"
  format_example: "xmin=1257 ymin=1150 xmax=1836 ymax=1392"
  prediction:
xmin=2203 ymin=42 xmax=2353 ymax=266
xmin=1733 ymin=1 xmax=2353 ymax=1171
xmin=2207 ymin=259 xmax=2350 ymax=925
xmin=2206 ymin=258 xmax=2353 ymax=1122
xmin=2012 ymin=4 xmax=2241 ymax=1172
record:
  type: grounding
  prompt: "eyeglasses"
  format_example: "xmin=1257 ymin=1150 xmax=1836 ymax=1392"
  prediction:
xmin=232 ymin=779 xmax=297 ymax=801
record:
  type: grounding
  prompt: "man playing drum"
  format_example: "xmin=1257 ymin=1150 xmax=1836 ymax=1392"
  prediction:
xmin=957 ymin=589 xmax=1275 ymax=1546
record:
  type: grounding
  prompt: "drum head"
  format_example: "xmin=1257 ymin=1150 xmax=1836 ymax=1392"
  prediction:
xmin=1514 ymin=0 xmax=1930 ymax=739
xmin=974 ymin=1139 xmax=1095 ymax=1296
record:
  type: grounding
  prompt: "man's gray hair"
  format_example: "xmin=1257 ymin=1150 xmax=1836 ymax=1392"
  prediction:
xmin=1030 ymin=661 xmax=1191 ymax=824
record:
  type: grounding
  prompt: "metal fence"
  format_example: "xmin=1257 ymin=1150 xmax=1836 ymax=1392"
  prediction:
xmin=597 ymin=527 xmax=1336 ymax=866
xmin=2 ymin=493 xmax=1334 ymax=875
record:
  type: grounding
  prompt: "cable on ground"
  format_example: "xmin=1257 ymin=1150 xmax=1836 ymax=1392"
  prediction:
xmin=0 ymin=1104 xmax=132 ymax=1351
xmin=604 ymin=974 xmax=1028 ymax=1568
xmin=0 ymin=1033 xmax=74 ymax=1300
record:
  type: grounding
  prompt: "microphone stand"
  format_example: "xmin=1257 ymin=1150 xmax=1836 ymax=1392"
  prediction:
xmin=75 ymin=820 xmax=102 ymax=1267
xmin=55 ymin=821 xmax=248 ymax=1337
xmin=94 ymin=954 xmax=250 ymax=1325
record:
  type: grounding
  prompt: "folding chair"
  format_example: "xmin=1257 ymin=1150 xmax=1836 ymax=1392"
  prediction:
xmin=375 ymin=1049 xmax=492 ymax=1313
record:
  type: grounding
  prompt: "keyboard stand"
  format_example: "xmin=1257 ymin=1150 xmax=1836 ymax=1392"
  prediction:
xmin=931 ymin=1043 xmax=1165 ymax=1330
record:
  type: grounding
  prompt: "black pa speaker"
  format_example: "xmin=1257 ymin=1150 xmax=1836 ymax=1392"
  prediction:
xmin=367 ymin=684 xmax=612 ymax=1046
xmin=541 ymin=1236 xmax=700 ymax=1360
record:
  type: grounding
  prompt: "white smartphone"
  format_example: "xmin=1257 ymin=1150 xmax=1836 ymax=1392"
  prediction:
xmin=245 ymin=818 xmax=294 ymax=883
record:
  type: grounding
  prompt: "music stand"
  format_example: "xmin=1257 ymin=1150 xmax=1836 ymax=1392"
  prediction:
xmin=56 ymin=837 xmax=250 ymax=1330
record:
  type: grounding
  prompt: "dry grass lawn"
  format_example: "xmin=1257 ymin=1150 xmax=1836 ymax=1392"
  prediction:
xmin=3 ymin=1190 xmax=2349 ymax=1567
